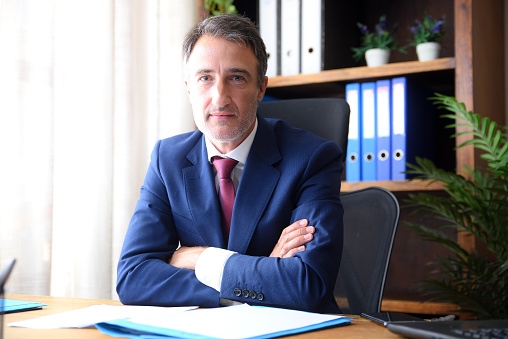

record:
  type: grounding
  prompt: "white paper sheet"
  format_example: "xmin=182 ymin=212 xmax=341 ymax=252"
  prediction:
xmin=9 ymin=304 xmax=197 ymax=329
xmin=124 ymin=304 xmax=347 ymax=339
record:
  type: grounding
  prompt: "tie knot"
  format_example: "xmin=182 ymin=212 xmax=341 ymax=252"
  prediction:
xmin=212 ymin=156 xmax=238 ymax=179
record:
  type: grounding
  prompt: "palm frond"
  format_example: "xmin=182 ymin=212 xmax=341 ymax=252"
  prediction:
xmin=405 ymin=94 xmax=508 ymax=319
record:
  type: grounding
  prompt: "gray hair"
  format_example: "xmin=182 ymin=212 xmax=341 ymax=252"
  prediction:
xmin=182 ymin=14 xmax=268 ymax=88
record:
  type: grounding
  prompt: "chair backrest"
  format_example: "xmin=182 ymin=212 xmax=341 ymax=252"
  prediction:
xmin=334 ymin=187 xmax=400 ymax=314
xmin=257 ymin=98 xmax=350 ymax=162
xmin=258 ymin=99 xmax=397 ymax=314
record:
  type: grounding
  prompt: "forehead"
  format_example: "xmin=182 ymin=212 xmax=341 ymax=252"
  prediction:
xmin=187 ymin=35 xmax=258 ymax=72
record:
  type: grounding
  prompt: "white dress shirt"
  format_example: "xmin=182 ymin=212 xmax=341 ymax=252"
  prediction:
xmin=195 ymin=118 xmax=258 ymax=292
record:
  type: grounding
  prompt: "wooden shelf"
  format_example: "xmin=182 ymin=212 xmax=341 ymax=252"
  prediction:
xmin=267 ymin=57 xmax=456 ymax=88
xmin=341 ymin=179 xmax=445 ymax=193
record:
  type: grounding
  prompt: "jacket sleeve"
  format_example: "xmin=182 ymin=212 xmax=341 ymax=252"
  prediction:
xmin=116 ymin=140 xmax=221 ymax=308
xmin=220 ymin=140 xmax=344 ymax=313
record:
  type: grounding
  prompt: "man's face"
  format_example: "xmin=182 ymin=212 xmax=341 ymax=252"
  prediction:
xmin=185 ymin=35 xmax=268 ymax=152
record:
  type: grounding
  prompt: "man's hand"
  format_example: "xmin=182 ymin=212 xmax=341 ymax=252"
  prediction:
xmin=169 ymin=219 xmax=314 ymax=267
xmin=270 ymin=219 xmax=315 ymax=258
xmin=168 ymin=246 xmax=206 ymax=270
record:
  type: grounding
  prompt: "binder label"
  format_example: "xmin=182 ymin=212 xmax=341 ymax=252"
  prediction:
xmin=377 ymin=86 xmax=390 ymax=138
xmin=392 ymin=82 xmax=405 ymax=135
xmin=347 ymin=89 xmax=359 ymax=139
xmin=362 ymin=88 xmax=375 ymax=138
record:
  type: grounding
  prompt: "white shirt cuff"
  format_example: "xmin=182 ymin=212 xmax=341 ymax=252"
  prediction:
xmin=195 ymin=247 xmax=236 ymax=292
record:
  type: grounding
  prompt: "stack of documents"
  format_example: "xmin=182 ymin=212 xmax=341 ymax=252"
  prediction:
xmin=10 ymin=303 xmax=353 ymax=338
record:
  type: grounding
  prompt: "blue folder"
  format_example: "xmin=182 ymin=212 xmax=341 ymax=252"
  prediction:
xmin=345 ymin=83 xmax=361 ymax=182
xmin=391 ymin=77 xmax=436 ymax=180
xmin=0 ymin=299 xmax=46 ymax=314
xmin=375 ymin=79 xmax=391 ymax=181
xmin=95 ymin=306 xmax=353 ymax=339
xmin=360 ymin=82 xmax=376 ymax=181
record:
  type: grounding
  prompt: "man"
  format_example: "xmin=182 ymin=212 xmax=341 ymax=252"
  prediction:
xmin=116 ymin=14 xmax=344 ymax=313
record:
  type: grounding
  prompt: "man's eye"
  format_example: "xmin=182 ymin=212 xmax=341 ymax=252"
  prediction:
xmin=232 ymin=75 xmax=244 ymax=82
xmin=199 ymin=76 xmax=211 ymax=82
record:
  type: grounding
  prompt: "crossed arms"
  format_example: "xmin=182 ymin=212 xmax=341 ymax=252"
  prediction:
xmin=116 ymin=130 xmax=344 ymax=313
xmin=169 ymin=218 xmax=316 ymax=270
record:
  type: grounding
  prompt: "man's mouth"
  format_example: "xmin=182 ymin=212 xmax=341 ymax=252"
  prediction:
xmin=208 ymin=110 xmax=236 ymax=119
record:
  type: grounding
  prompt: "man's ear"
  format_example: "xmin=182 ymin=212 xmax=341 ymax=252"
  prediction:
xmin=257 ymin=76 xmax=269 ymax=102
xmin=184 ymin=80 xmax=190 ymax=95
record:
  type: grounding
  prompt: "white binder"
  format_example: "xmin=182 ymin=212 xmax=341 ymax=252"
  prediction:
xmin=280 ymin=0 xmax=301 ymax=76
xmin=259 ymin=0 xmax=280 ymax=78
xmin=301 ymin=0 xmax=322 ymax=74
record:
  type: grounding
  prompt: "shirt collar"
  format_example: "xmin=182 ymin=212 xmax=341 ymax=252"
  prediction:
xmin=206 ymin=118 xmax=258 ymax=165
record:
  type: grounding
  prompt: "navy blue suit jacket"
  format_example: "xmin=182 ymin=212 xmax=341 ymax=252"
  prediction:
xmin=116 ymin=114 xmax=344 ymax=313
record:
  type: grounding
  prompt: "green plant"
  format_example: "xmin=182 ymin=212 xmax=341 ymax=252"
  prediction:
xmin=205 ymin=0 xmax=237 ymax=16
xmin=352 ymin=15 xmax=406 ymax=62
xmin=410 ymin=14 xmax=446 ymax=45
xmin=405 ymin=93 xmax=508 ymax=319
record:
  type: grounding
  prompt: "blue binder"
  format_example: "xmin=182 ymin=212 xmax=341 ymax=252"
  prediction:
xmin=375 ymin=79 xmax=391 ymax=181
xmin=97 ymin=306 xmax=353 ymax=339
xmin=361 ymin=82 xmax=376 ymax=181
xmin=345 ymin=83 xmax=361 ymax=182
xmin=391 ymin=77 xmax=436 ymax=180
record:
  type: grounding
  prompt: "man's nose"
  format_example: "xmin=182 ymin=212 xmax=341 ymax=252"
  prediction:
xmin=211 ymin=79 xmax=232 ymax=107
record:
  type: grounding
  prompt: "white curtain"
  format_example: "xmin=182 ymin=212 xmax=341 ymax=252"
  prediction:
xmin=0 ymin=0 xmax=197 ymax=300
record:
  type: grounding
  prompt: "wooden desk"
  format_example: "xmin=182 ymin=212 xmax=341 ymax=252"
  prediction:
xmin=3 ymin=294 xmax=402 ymax=338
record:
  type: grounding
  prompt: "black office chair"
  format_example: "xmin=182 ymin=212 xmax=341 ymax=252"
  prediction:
xmin=258 ymin=98 xmax=350 ymax=162
xmin=334 ymin=187 xmax=400 ymax=314
xmin=258 ymin=99 xmax=399 ymax=314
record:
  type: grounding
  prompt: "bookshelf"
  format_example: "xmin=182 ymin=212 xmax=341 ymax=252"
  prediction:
xmin=267 ymin=57 xmax=456 ymax=89
xmin=197 ymin=0 xmax=505 ymax=315
xmin=261 ymin=1 xmax=505 ymax=192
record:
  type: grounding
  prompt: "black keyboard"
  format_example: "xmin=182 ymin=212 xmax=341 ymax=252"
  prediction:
xmin=453 ymin=327 xmax=508 ymax=339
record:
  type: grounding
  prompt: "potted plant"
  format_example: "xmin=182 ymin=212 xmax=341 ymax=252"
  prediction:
xmin=410 ymin=14 xmax=446 ymax=61
xmin=352 ymin=15 xmax=406 ymax=67
xmin=405 ymin=93 xmax=508 ymax=319
xmin=204 ymin=0 xmax=237 ymax=17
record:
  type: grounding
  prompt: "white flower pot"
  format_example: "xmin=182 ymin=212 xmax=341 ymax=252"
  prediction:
xmin=365 ymin=48 xmax=390 ymax=67
xmin=416 ymin=42 xmax=441 ymax=62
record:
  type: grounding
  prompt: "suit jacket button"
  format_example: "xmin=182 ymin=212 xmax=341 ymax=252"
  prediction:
xmin=256 ymin=292 xmax=264 ymax=301
xmin=242 ymin=289 xmax=249 ymax=298
xmin=234 ymin=288 xmax=242 ymax=297
xmin=249 ymin=290 xmax=256 ymax=299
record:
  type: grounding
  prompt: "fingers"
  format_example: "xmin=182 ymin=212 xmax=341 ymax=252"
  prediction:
xmin=283 ymin=219 xmax=310 ymax=235
xmin=281 ymin=224 xmax=315 ymax=258
xmin=270 ymin=219 xmax=315 ymax=258
xmin=284 ymin=245 xmax=307 ymax=258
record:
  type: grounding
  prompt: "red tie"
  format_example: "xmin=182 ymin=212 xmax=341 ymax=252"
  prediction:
xmin=212 ymin=156 xmax=238 ymax=241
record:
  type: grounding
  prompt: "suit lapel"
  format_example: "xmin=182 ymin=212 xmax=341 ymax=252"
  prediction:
xmin=228 ymin=116 xmax=282 ymax=253
xmin=183 ymin=137 xmax=225 ymax=248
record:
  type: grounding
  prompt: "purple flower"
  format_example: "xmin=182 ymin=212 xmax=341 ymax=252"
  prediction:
xmin=357 ymin=23 xmax=369 ymax=35
xmin=430 ymin=17 xmax=445 ymax=33
xmin=411 ymin=21 xmax=422 ymax=34
xmin=410 ymin=14 xmax=445 ymax=45
xmin=352 ymin=14 xmax=406 ymax=61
